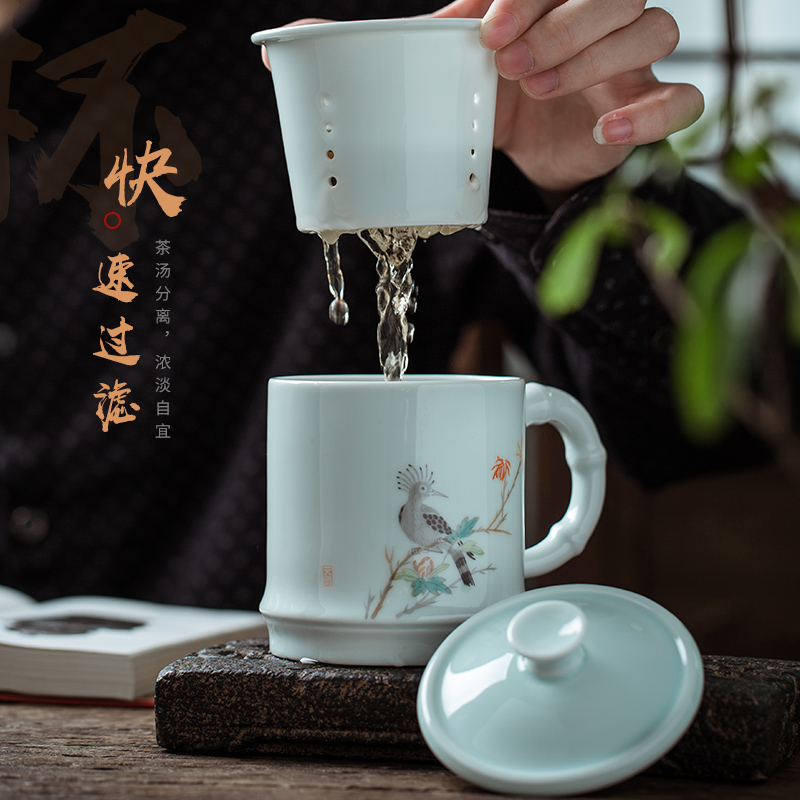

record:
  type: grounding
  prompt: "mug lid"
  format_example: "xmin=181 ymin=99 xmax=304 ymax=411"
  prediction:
xmin=417 ymin=584 xmax=704 ymax=796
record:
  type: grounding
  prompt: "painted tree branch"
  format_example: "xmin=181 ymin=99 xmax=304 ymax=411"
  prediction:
xmin=394 ymin=566 xmax=496 ymax=619
xmin=474 ymin=443 xmax=523 ymax=535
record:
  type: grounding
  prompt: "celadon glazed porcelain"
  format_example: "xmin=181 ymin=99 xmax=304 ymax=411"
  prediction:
xmin=251 ymin=19 xmax=497 ymax=234
xmin=417 ymin=584 xmax=705 ymax=796
xmin=263 ymin=375 xmax=606 ymax=666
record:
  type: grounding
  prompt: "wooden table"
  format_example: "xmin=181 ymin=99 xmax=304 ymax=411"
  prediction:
xmin=3 ymin=701 xmax=800 ymax=799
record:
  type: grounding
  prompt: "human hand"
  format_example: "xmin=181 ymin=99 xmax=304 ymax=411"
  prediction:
xmin=433 ymin=0 xmax=704 ymax=194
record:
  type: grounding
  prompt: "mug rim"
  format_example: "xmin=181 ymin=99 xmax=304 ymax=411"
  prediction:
xmin=269 ymin=374 xmax=524 ymax=385
xmin=251 ymin=17 xmax=481 ymax=46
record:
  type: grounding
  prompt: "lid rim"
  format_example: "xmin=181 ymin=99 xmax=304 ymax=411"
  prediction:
xmin=418 ymin=706 xmax=701 ymax=797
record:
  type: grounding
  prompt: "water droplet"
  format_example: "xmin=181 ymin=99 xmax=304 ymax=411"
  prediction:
xmin=329 ymin=298 xmax=350 ymax=325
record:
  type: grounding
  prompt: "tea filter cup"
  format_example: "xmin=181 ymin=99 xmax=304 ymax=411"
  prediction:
xmin=251 ymin=18 xmax=497 ymax=235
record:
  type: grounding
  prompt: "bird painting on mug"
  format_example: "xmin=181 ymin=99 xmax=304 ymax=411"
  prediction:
xmin=364 ymin=447 xmax=523 ymax=620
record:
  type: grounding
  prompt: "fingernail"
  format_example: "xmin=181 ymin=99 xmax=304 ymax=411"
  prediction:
xmin=495 ymin=41 xmax=533 ymax=79
xmin=481 ymin=12 xmax=518 ymax=50
xmin=593 ymin=117 xmax=633 ymax=144
xmin=523 ymin=68 xmax=558 ymax=96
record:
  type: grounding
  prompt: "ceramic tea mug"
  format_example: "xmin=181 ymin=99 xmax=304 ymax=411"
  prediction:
xmin=251 ymin=19 xmax=497 ymax=234
xmin=264 ymin=375 xmax=606 ymax=665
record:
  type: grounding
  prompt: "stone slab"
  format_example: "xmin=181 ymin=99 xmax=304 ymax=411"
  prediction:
xmin=154 ymin=639 xmax=800 ymax=781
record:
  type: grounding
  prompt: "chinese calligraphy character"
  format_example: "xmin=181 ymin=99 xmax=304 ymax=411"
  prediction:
xmin=155 ymin=240 xmax=170 ymax=256
xmin=105 ymin=141 xmax=184 ymax=217
xmin=92 ymin=252 xmax=138 ymax=302
xmin=155 ymin=376 xmax=171 ymax=392
xmin=94 ymin=379 xmax=140 ymax=432
xmin=156 ymin=309 xmax=170 ymax=324
xmin=156 ymin=400 xmax=170 ymax=415
xmin=0 ymin=24 xmax=42 ymax=221
xmin=155 ymin=423 xmax=171 ymax=439
xmin=30 ymin=11 xmax=199 ymax=246
xmin=94 ymin=316 xmax=140 ymax=365
xmin=155 ymin=354 xmax=170 ymax=370
xmin=155 ymin=285 xmax=170 ymax=302
xmin=156 ymin=263 xmax=170 ymax=278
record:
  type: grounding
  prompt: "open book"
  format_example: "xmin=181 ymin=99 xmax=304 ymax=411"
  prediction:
xmin=0 ymin=588 xmax=266 ymax=701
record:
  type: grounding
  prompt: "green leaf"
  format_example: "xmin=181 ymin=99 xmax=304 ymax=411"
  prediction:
xmin=721 ymin=240 xmax=773 ymax=375
xmin=613 ymin=141 xmax=683 ymax=191
xmin=674 ymin=224 xmax=778 ymax=441
xmin=750 ymin=80 xmax=788 ymax=125
xmin=779 ymin=206 xmax=800 ymax=245
xmin=453 ymin=516 xmax=479 ymax=540
xmin=753 ymin=82 xmax=782 ymax=112
xmin=724 ymin=143 xmax=770 ymax=188
xmin=459 ymin=540 xmax=485 ymax=557
xmin=423 ymin=577 xmax=451 ymax=596
xmin=684 ymin=221 xmax=754 ymax=310
xmin=538 ymin=206 xmax=617 ymax=316
xmin=639 ymin=203 xmax=691 ymax=276
xmin=429 ymin=563 xmax=449 ymax=578
xmin=394 ymin=569 xmax=418 ymax=583
xmin=672 ymin=308 xmax=730 ymax=441
xmin=778 ymin=209 xmax=800 ymax=301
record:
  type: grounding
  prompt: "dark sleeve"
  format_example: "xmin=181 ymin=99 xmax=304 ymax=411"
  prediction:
xmin=480 ymin=160 xmax=774 ymax=489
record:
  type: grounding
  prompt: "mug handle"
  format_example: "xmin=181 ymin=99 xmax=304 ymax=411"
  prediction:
xmin=522 ymin=384 xmax=607 ymax=578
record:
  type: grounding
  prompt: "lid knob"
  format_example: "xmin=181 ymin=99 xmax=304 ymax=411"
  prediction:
xmin=507 ymin=600 xmax=587 ymax=679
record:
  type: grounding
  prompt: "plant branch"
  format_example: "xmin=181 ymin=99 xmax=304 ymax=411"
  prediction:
xmin=394 ymin=566 xmax=496 ymax=618
xmin=475 ymin=443 xmax=523 ymax=535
